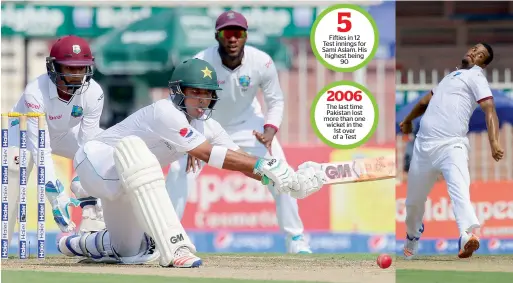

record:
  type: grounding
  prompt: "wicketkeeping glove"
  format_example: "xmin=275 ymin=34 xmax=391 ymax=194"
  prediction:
xmin=45 ymin=180 xmax=81 ymax=233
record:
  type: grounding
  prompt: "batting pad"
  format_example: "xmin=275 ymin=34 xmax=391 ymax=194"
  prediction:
xmin=113 ymin=136 xmax=195 ymax=267
xmin=7 ymin=146 xmax=33 ymax=245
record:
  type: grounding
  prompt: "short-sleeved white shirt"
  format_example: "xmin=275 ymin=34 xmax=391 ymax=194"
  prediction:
xmin=90 ymin=98 xmax=239 ymax=167
xmin=195 ymin=45 xmax=284 ymax=129
xmin=418 ymin=65 xmax=493 ymax=139
xmin=9 ymin=73 xmax=104 ymax=186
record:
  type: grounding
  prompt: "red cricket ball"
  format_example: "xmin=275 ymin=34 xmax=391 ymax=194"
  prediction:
xmin=376 ymin=253 xmax=392 ymax=269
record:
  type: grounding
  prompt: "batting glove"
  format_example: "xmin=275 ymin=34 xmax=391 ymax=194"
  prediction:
xmin=297 ymin=161 xmax=323 ymax=171
xmin=254 ymin=158 xmax=298 ymax=194
xmin=290 ymin=165 xmax=327 ymax=199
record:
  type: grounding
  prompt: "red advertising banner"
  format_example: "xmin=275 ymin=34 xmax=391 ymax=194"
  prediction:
xmin=396 ymin=181 xmax=513 ymax=239
xmin=179 ymin=145 xmax=333 ymax=231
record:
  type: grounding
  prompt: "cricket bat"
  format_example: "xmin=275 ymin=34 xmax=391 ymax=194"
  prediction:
xmin=321 ymin=155 xmax=396 ymax=184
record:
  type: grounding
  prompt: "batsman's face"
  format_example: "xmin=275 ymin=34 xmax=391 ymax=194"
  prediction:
xmin=183 ymin=87 xmax=214 ymax=118
xmin=462 ymin=44 xmax=490 ymax=67
xmin=218 ymin=27 xmax=247 ymax=58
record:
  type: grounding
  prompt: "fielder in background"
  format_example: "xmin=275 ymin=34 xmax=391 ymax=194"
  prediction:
xmin=59 ymin=59 xmax=325 ymax=267
xmin=7 ymin=35 xmax=106 ymax=245
xmin=399 ymin=43 xmax=504 ymax=259
xmin=165 ymin=10 xmax=312 ymax=254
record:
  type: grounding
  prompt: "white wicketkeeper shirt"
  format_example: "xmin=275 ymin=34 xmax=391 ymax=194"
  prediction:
xmin=9 ymin=73 xmax=104 ymax=188
xmin=194 ymin=45 xmax=284 ymax=131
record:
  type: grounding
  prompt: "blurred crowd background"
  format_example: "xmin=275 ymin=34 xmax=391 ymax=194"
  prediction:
xmin=1 ymin=1 xmax=395 ymax=146
xmin=395 ymin=1 xmax=513 ymax=254
xmin=1 ymin=1 xmax=396 ymax=255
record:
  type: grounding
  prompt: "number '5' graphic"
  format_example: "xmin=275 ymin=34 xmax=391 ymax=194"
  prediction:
xmin=338 ymin=12 xmax=352 ymax=33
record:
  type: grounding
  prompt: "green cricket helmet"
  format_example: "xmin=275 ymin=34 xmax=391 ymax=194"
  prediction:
xmin=169 ymin=58 xmax=222 ymax=120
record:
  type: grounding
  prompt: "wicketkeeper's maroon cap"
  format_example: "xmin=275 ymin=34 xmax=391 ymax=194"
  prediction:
xmin=215 ymin=10 xmax=248 ymax=31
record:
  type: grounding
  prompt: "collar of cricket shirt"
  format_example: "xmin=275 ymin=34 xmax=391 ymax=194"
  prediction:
xmin=471 ymin=65 xmax=485 ymax=73
xmin=47 ymin=74 xmax=59 ymax=99
xmin=217 ymin=45 xmax=247 ymax=70
xmin=240 ymin=46 xmax=247 ymax=64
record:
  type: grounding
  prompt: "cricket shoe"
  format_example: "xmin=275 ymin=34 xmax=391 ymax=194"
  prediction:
xmin=458 ymin=232 xmax=480 ymax=259
xmin=286 ymin=235 xmax=312 ymax=254
xmin=71 ymin=176 xmax=106 ymax=233
xmin=170 ymin=246 xmax=203 ymax=268
xmin=403 ymin=223 xmax=424 ymax=260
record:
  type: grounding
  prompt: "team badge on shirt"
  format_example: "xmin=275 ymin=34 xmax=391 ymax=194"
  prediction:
xmin=238 ymin=75 xmax=251 ymax=91
xmin=179 ymin=127 xmax=194 ymax=138
xmin=71 ymin=105 xmax=83 ymax=118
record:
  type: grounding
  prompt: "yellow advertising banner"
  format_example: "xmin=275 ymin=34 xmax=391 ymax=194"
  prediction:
xmin=329 ymin=147 xmax=395 ymax=234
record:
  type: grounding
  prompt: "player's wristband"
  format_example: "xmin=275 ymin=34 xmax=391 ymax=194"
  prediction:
xmin=253 ymin=158 xmax=265 ymax=176
xmin=253 ymin=160 xmax=271 ymax=185
xmin=208 ymin=146 xmax=227 ymax=169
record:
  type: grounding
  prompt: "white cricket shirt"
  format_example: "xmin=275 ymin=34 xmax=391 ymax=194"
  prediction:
xmin=194 ymin=45 xmax=284 ymax=130
xmin=417 ymin=65 xmax=493 ymax=140
xmin=9 ymin=73 xmax=104 ymax=187
xmin=89 ymin=98 xmax=239 ymax=169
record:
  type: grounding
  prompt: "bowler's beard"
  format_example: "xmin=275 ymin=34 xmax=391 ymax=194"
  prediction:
xmin=460 ymin=58 xmax=472 ymax=70
xmin=218 ymin=44 xmax=243 ymax=62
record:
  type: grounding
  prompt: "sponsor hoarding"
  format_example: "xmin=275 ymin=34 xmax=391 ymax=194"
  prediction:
xmin=396 ymin=181 xmax=513 ymax=239
xmin=178 ymin=145 xmax=333 ymax=231
xmin=329 ymin=147 xmax=395 ymax=234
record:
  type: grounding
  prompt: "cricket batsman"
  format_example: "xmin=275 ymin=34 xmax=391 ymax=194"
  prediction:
xmin=58 ymin=58 xmax=326 ymax=267
xmin=165 ymin=10 xmax=313 ymax=254
xmin=399 ymin=43 xmax=504 ymax=259
xmin=6 ymin=35 xmax=106 ymax=247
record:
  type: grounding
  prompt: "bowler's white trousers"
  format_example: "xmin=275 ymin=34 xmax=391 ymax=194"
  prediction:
xmin=165 ymin=116 xmax=305 ymax=237
xmin=405 ymin=136 xmax=480 ymax=238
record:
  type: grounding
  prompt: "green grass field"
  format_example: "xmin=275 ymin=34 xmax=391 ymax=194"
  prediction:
xmin=396 ymin=270 xmax=513 ymax=283
xmin=3 ymin=253 xmax=512 ymax=283
xmin=2 ymin=271 xmax=324 ymax=283
xmin=396 ymin=254 xmax=513 ymax=283
xmin=1 ymin=253 xmax=393 ymax=283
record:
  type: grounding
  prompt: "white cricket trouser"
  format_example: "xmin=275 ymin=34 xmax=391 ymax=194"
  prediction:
xmin=165 ymin=116 xmax=305 ymax=237
xmin=73 ymin=141 xmax=145 ymax=257
xmin=405 ymin=137 xmax=480 ymax=238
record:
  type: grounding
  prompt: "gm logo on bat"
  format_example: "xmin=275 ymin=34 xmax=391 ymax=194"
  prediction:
xmin=324 ymin=157 xmax=395 ymax=181
xmin=324 ymin=163 xmax=355 ymax=179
